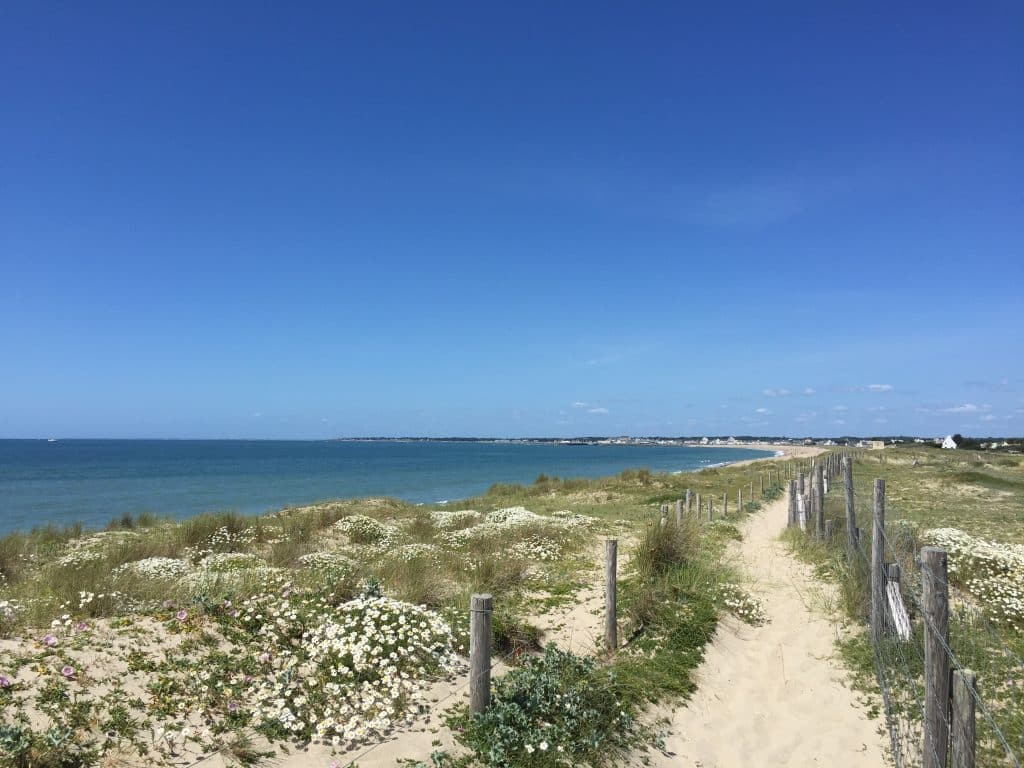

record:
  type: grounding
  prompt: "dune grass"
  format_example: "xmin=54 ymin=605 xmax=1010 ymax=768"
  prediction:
xmin=0 ymin=451 xmax=787 ymax=768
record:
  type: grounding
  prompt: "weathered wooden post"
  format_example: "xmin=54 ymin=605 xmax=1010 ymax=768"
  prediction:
xmin=787 ymin=479 xmax=797 ymax=527
xmin=871 ymin=480 xmax=886 ymax=645
xmin=797 ymin=472 xmax=805 ymax=496
xmin=660 ymin=504 xmax=669 ymax=526
xmin=843 ymin=457 xmax=856 ymax=563
xmin=921 ymin=546 xmax=950 ymax=768
xmin=605 ymin=539 xmax=617 ymax=650
xmin=695 ymin=492 xmax=701 ymax=517
xmin=738 ymin=488 xmax=743 ymax=514
xmin=759 ymin=474 xmax=764 ymax=496
xmin=814 ymin=463 xmax=825 ymax=539
xmin=707 ymin=499 xmax=713 ymax=522
xmin=748 ymin=480 xmax=753 ymax=503
xmin=469 ymin=593 xmax=493 ymax=714
xmin=675 ymin=498 xmax=683 ymax=526
xmin=722 ymin=492 xmax=728 ymax=518
xmin=952 ymin=669 xmax=977 ymax=768
xmin=685 ymin=488 xmax=692 ymax=516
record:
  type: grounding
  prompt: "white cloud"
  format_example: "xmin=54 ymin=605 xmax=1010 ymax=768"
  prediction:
xmin=980 ymin=414 xmax=996 ymax=422
xmin=867 ymin=384 xmax=893 ymax=393
xmin=588 ymin=407 xmax=609 ymax=415
xmin=832 ymin=419 xmax=846 ymax=425
xmin=867 ymin=406 xmax=887 ymax=412
xmin=874 ymin=417 xmax=888 ymax=424
xmin=832 ymin=405 xmax=848 ymax=412
xmin=943 ymin=403 xmax=992 ymax=414
xmin=252 ymin=411 xmax=263 ymax=418
xmin=572 ymin=401 xmax=588 ymax=409
xmin=755 ymin=407 xmax=772 ymax=414
xmin=803 ymin=387 xmax=816 ymax=396
xmin=794 ymin=411 xmax=818 ymax=423
xmin=762 ymin=388 xmax=791 ymax=397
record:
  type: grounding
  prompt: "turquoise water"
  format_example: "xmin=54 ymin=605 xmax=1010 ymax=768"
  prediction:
xmin=0 ymin=439 xmax=772 ymax=535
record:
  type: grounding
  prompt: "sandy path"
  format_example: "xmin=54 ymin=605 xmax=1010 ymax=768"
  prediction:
xmin=648 ymin=493 xmax=887 ymax=768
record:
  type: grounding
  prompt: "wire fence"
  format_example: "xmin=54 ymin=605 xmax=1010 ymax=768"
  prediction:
xmin=790 ymin=452 xmax=1024 ymax=768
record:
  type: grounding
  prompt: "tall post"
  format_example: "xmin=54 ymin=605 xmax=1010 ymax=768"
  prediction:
xmin=787 ymin=479 xmax=796 ymax=527
xmin=871 ymin=479 xmax=886 ymax=645
xmin=675 ymin=498 xmax=683 ymax=526
xmin=759 ymin=474 xmax=764 ymax=495
xmin=843 ymin=457 xmax=856 ymax=563
xmin=922 ymin=547 xmax=950 ymax=768
xmin=722 ymin=492 xmax=728 ymax=518
xmin=707 ymin=499 xmax=713 ymax=522
xmin=604 ymin=540 xmax=618 ymax=650
xmin=660 ymin=504 xmax=669 ymax=526
xmin=696 ymin=493 xmax=701 ymax=517
xmin=685 ymin=488 xmax=692 ymax=516
xmin=814 ymin=463 xmax=825 ymax=539
xmin=952 ymin=669 xmax=977 ymax=768
xmin=738 ymin=487 xmax=743 ymax=514
xmin=748 ymin=480 xmax=753 ymax=503
xmin=797 ymin=472 xmax=805 ymax=496
xmin=469 ymin=594 xmax=493 ymax=714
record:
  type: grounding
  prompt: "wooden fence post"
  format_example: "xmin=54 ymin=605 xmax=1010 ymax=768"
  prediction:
xmin=605 ymin=539 xmax=618 ymax=650
xmin=871 ymin=479 xmax=886 ymax=645
xmin=738 ymin=487 xmax=743 ymax=514
xmin=814 ymin=463 xmax=825 ymax=539
xmin=798 ymin=472 xmax=805 ymax=496
xmin=707 ymin=500 xmax=713 ymax=522
xmin=952 ymin=669 xmax=977 ymax=768
xmin=760 ymin=474 xmax=764 ymax=496
xmin=469 ymin=593 xmax=493 ymax=714
xmin=675 ymin=498 xmax=683 ymax=526
xmin=696 ymin=493 xmax=701 ymax=517
xmin=843 ymin=457 xmax=856 ymax=563
xmin=660 ymin=504 xmax=669 ymax=526
xmin=922 ymin=546 xmax=950 ymax=768
xmin=787 ymin=479 xmax=796 ymax=527
xmin=722 ymin=492 xmax=728 ymax=518
xmin=685 ymin=488 xmax=692 ymax=516
xmin=749 ymin=480 xmax=753 ymax=503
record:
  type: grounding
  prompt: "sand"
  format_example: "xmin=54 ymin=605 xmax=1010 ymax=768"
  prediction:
xmin=647 ymin=493 xmax=888 ymax=767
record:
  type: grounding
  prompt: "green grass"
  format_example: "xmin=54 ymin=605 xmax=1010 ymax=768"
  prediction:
xmin=783 ymin=446 xmax=1024 ymax=767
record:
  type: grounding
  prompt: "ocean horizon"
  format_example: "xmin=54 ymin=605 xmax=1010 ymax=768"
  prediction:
xmin=0 ymin=439 xmax=773 ymax=536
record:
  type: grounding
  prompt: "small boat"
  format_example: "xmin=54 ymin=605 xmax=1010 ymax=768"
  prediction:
xmin=47 ymin=438 xmax=57 ymax=443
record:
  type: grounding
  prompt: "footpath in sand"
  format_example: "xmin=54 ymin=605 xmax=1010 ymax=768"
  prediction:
xmin=649 ymin=494 xmax=888 ymax=768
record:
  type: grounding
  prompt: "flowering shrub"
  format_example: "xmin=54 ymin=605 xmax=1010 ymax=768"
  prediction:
xmin=430 ymin=510 xmax=480 ymax=530
xmin=922 ymin=527 xmax=1024 ymax=627
xmin=510 ymin=537 xmax=562 ymax=562
xmin=333 ymin=515 xmax=399 ymax=546
xmin=715 ymin=584 xmax=766 ymax=626
xmin=444 ymin=646 xmax=641 ymax=768
xmin=112 ymin=557 xmax=191 ymax=580
xmin=247 ymin=595 xmax=459 ymax=746
xmin=390 ymin=543 xmax=440 ymax=563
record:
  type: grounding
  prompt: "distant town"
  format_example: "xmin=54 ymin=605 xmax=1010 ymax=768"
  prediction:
xmin=333 ymin=435 xmax=1021 ymax=452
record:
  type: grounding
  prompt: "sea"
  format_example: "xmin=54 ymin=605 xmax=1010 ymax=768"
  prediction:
xmin=0 ymin=439 xmax=773 ymax=536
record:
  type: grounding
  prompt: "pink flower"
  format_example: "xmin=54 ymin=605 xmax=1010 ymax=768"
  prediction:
xmin=41 ymin=634 xmax=58 ymax=647
xmin=257 ymin=652 xmax=270 ymax=664
xmin=75 ymin=622 xmax=89 ymax=632
xmin=60 ymin=665 xmax=75 ymax=679
xmin=0 ymin=674 xmax=11 ymax=688
xmin=175 ymin=610 xmax=188 ymax=621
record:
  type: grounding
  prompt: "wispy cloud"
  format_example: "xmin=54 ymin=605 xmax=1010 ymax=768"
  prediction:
xmin=867 ymin=384 xmax=893 ymax=393
xmin=832 ymin=405 xmax=848 ymax=412
xmin=572 ymin=402 xmax=588 ymax=409
xmin=802 ymin=387 xmax=816 ymax=396
xmin=755 ymin=407 xmax=772 ymax=414
xmin=588 ymin=407 xmax=609 ymax=415
xmin=980 ymin=414 xmax=996 ymax=422
xmin=832 ymin=419 xmax=846 ymax=425
xmin=943 ymin=403 xmax=991 ymax=414
xmin=762 ymin=388 xmax=791 ymax=398
xmin=794 ymin=411 xmax=818 ymax=423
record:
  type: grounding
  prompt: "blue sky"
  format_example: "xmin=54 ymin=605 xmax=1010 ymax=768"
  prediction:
xmin=1 ymin=2 xmax=1021 ymax=439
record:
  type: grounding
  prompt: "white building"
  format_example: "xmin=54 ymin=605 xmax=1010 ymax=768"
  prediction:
xmin=942 ymin=435 xmax=959 ymax=450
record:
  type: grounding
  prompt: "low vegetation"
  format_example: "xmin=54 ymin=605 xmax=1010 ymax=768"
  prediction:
xmin=782 ymin=445 xmax=1024 ymax=766
xmin=0 ymin=457 xmax=783 ymax=768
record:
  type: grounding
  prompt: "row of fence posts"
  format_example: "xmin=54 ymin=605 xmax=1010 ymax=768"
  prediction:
xmin=467 ymin=463 xmax=789 ymax=715
xmin=786 ymin=451 xmax=979 ymax=767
